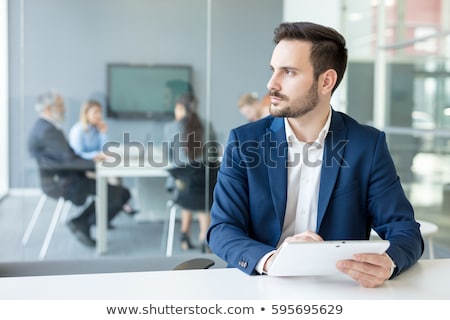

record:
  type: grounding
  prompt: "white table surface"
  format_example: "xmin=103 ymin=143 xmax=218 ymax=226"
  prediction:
xmin=95 ymin=160 xmax=169 ymax=254
xmin=1 ymin=259 xmax=448 ymax=299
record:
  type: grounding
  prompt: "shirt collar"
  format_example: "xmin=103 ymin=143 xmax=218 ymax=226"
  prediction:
xmin=284 ymin=106 xmax=332 ymax=145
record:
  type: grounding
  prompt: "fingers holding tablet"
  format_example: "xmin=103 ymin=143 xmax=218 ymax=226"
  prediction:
xmin=336 ymin=252 xmax=394 ymax=287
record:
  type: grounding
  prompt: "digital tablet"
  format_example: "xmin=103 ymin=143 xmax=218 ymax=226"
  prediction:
xmin=267 ymin=240 xmax=390 ymax=277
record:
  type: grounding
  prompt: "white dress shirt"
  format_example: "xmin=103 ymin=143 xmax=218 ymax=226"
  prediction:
xmin=256 ymin=108 xmax=332 ymax=273
xmin=278 ymin=109 xmax=332 ymax=245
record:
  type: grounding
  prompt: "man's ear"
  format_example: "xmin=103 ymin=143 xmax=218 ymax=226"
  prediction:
xmin=319 ymin=69 xmax=337 ymax=95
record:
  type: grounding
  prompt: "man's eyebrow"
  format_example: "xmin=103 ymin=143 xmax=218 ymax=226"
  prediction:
xmin=269 ymin=64 xmax=301 ymax=72
xmin=279 ymin=66 xmax=301 ymax=71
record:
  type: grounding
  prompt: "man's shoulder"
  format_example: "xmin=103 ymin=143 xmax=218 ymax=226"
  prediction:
xmin=232 ymin=115 xmax=278 ymax=136
xmin=33 ymin=117 xmax=54 ymax=128
xmin=30 ymin=118 xmax=66 ymax=145
xmin=334 ymin=111 xmax=382 ymax=136
xmin=30 ymin=118 xmax=50 ymax=134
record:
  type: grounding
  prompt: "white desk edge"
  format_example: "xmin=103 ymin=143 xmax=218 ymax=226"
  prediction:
xmin=0 ymin=259 xmax=448 ymax=299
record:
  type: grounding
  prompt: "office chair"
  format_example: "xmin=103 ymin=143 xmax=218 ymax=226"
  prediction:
xmin=22 ymin=168 xmax=89 ymax=260
xmin=163 ymin=161 xmax=219 ymax=256
xmin=172 ymin=257 xmax=215 ymax=270
xmin=21 ymin=192 xmax=72 ymax=260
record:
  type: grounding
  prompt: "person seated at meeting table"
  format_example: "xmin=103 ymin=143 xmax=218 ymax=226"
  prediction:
xmin=68 ymin=99 xmax=108 ymax=162
xmin=28 ymin=90 xmax=135 ymax=247
xmin=207 ymin=21 xmax=424 ymax=288
xmin=68 ymin=99 xmax=137 ymax=213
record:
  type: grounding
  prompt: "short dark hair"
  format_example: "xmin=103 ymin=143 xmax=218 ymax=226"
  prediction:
xmin=273 ymin=22 xmax=348 ymax=94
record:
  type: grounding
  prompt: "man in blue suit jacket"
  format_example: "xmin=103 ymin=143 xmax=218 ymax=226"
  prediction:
xmin=207 ymin=22 xmax=423 ymax=288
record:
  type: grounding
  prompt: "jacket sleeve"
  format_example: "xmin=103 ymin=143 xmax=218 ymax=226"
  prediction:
xmin=368 ymin=132 xmax=424 ymax=277
xmin=207 ymin=129 xmax=275 ymax=275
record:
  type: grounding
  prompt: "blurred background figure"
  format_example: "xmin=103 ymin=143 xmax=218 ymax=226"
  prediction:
xmin=28 ymin=90 xmax=133 ymax=246
xmin=258 ymin=93 xmax=271 ymax=119
xmin=237 ymin=92 xmax=270 ymax=122
xmin=69 ymin=100 xmax=108 ymax=162
xmin=164 ymin=92 xmax=214 ymax=253
xmin=164 ymin=79 xmax=193 ymax=114
xmin=237 ymin=92 xmax=259 ymax=122
xmin=69 ymin=99 xmax=137 ymax=214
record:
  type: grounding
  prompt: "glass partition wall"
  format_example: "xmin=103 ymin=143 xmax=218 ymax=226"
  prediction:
xmin=5 ymin=0 xmax=448 ymax=266
xmin=3 ymin=0 xmax=283 ymax=263
xmin=7 ymin=0 xmax=211 ymax=261
xmin=344 ymin=0 xmax=450 ymax=255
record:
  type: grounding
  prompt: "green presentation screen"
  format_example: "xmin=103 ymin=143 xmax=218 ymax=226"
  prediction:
xmin=107 ymin=63 xmax=192 ymax=120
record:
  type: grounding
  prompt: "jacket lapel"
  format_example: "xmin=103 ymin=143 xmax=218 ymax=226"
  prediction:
xmin=265 ymin=118 xmax=288 ymax=226
xmin=317 ymin=110 xmax=348 ymax=229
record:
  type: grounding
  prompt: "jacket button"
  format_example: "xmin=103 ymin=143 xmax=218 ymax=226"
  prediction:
xmin=240 ymin=261 xmax=247 ymax=268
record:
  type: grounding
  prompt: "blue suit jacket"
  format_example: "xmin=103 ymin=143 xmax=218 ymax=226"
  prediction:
xmin=207 ymin=110 xmax=424 ymax=277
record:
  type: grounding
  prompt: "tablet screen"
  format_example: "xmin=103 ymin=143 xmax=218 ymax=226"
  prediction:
xmin=267 ymin=240 xmax=390 ymax=277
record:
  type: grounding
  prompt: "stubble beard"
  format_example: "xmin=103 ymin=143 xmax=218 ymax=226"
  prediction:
xmin=269 ymin=80 xmax=319 ymax=118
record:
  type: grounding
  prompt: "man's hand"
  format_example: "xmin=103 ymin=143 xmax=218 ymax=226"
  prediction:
xmin=284 ymin=230 xmax=324 ymax=243
xmin=336 ymin=253 xmax=393 ymax=288
xmin=263 ymin=230 xmax=324 ymax=273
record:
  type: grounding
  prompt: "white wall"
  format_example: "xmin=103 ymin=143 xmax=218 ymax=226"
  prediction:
xmin=0 ymin=0 xmax=9 ymax=198
xmin=283 ymin=0 xmax=346 ymax=111
xmin=283 ymin=0 xmax=341 ymax=30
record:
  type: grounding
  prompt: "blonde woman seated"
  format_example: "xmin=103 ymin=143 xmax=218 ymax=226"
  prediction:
xmin=69 ymin=99 xmax=108 ymax=162
xmin=69 ymin=99 xmax=137 ymax=216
